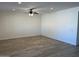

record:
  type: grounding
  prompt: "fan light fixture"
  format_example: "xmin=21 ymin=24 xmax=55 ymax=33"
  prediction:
xmin=29 ymin=13 xmax=34 ymax=16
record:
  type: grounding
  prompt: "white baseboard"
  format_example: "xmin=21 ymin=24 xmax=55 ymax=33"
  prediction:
xmin=0 ymin=34 xmax=40 ymax=40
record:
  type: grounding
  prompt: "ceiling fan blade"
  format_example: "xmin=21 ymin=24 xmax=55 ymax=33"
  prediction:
xmin=31 ymin=8 xmax=37 ymax=10
xmin=34 ymin=12 xmax=39 ymax=14
xmin=19 ymin=8 xmax=30 ymax=11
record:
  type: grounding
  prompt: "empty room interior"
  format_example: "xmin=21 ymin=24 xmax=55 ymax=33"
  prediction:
xmin=1 ymin=2 xmax=79 ymax=57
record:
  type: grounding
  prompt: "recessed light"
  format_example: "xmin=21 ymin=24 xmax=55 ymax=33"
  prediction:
xmin=12 ymin=9 xmax=16 ymax=11
xmin=50 ymin=8 xmax=53 ymax=10
xmin=18 ymin=2 xmax=22 ymax=4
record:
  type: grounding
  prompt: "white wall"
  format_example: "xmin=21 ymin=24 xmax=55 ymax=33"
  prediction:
xmin=0 ymin=11 xmax=41 ymax=40
xmin=41 ymin=7 xmax=79 ymax=45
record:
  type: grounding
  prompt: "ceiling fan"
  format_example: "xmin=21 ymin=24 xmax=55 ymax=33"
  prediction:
xmin=25 ymin=8 xmax=39 ymax=16
xmin=17 ymin=6 xmax=53 ymax=16
xmin=23 ymin=7 xmax=53 ymax=16
xmin=17 ymin=7 xmax=40 ymax=16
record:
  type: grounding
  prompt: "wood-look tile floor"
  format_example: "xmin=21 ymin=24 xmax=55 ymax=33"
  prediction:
xmin=0 ymin=36 xmax=79 ymax=57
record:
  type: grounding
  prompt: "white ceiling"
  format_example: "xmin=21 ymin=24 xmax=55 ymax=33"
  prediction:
xmin=0 ymin=2 xmax=79 ymax=14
